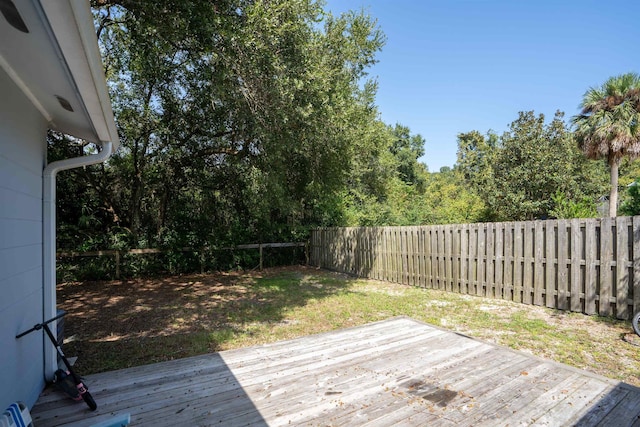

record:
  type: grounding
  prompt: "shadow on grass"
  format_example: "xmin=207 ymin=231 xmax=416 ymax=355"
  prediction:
xmin=57 ymin=266 xmax=359 ymax=374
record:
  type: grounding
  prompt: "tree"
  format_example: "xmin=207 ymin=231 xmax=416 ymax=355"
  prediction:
xmin=455 ymin=130 xmax=498 ymax=221
xmin=572 ymin=73 xmax=640 ymax=217
xmin=495 ymin=111 xmax=609 ymax=220
xmin=343 ymin=121 xmax=431 ymax=226
xmin=389 ymin=123 xmax=426 ymax=188
xmin=81 ymin=0 xmax=386 ymax=249
xmin=456 ymin=130 xmax=497 ymax=187
xmin=620 ymin=180 xmax=640 ymax=216
xmin=456 ymin=112 xmax=607 ymax=221
xmin=420 ymin=168 xmax=485 ymax=224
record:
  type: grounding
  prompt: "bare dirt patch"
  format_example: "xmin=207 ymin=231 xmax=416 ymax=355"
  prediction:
xmin=57 ymin=266 xmax=640 ymax=386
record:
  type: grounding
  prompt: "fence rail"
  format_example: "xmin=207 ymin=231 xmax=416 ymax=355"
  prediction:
xmin=58 ymin=242 xmax=307 ymax=279
xmin=310 ymin=217 xmax=640 ymax=320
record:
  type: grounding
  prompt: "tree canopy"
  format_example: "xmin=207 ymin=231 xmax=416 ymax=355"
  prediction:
xmin=69 ymin=0 xmax=389 ymax=249
xmin=456 ymin=111 xmax=608 ymax=221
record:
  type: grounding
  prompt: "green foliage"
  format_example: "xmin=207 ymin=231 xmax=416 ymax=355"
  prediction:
xmin=389 ymin=123 xmax=426 ymax=188
xmin=620 ymin=181 xmax=640 ymax=216
xmin=494 ymin=111 xmax=572 ymax=220
xmin=572 ymin=72 xmax=640 ymax=216
xmin=343 ymin=164 xmax=485 ymax=226
xmin=549 ymin=191 xmax=598 ymax=219
xmin=60 ymin=2 xmax=386 ymax=245
xmin=456 ymin=111 xmax=608 ymax=221
xmin=456 ymin=130 xmax=497 ymax=194
xmin=47 ymin=1 xmax=395 ymax=279
xmin=421 ymin=169 xmax=486 ymax=224
xmin=53 ymin=2 xmax=632 ymax=283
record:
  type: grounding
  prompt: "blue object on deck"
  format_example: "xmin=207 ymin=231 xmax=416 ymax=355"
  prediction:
xmin=1 ymin=402 xmax=33 ymax=427
xmin=89 ymin=413 xmax=131 ymax=427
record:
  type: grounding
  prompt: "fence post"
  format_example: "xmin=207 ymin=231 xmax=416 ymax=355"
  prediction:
xmin=305 ymin=241 xmax=309 ymax=266
xmin=115 ymin=250 xmax=120 ymax=279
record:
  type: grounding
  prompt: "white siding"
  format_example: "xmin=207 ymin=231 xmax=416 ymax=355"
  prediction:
xmin=0 ymin=66 xmax=48 ymax=409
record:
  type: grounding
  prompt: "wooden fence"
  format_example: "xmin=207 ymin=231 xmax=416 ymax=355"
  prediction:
xmin=310 ymin=217 xmax=640 ymax=320
xmin=58 ymin=242 xmax=307 ymax=279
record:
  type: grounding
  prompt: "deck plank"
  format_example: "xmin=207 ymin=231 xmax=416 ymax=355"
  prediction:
xmin=31 ymin=317 xmax=640 ymax=426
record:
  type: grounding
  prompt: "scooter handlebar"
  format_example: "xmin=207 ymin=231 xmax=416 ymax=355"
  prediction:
xmin=16 ymin=311 xmax=67 ymax=339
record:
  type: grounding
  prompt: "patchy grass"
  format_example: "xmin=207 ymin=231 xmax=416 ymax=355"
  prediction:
xmin=58 ymin=266 xmax=640 ymax=386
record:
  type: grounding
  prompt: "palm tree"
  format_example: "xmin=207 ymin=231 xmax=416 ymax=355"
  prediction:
xmin=572 ymin=73 xmax=640 ymax=217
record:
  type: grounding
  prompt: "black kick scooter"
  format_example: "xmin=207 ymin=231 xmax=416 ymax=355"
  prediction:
xmin=16 ymin=311 xmax=97 ymax=411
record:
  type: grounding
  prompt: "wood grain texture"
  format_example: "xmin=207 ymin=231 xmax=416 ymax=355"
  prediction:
xmin=311 ymin=218 xmax=640 ymax=320
xmin=31 ymin=318 xmax=640 ymax=426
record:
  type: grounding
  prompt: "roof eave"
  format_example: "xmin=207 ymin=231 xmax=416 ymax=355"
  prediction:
xmin=38 ymin=0 xmax=119 ymax=150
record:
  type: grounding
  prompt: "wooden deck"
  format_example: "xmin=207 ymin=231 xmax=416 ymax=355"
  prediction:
xmin=31 ymin=317 xmax=640 ymax=426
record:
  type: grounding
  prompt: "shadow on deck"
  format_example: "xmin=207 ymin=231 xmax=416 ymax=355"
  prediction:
xmin=31 ymin=317 xmax=640 ymax=426
xmin=31 ymin=352 xmax=267 ymax=426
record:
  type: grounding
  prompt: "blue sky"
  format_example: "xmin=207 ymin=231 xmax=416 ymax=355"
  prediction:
xmin=324 ymin=0 xmax=640 ymax=172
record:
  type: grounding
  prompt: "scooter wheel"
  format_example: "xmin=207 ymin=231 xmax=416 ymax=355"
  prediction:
xmin=633 ymin=312 xmax=640 ymax=337
xmin=82 ymin=391 xmax=97 ymax=411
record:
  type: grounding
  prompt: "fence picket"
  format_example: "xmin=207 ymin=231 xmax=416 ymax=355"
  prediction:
xmin=409 ymin=227 xmax=416 ymax=286
xmin=557 ymin=220 xmax=569 ymax=310
xmin=584 ymin=219 xmax=597 ymax=315
xmin=504 ymin=222 xmax=514 ymax=301
xmin=391 ymin=228 xmax=398 ymax=283
xmin=452 ymin=227 xmax=460 ymax=293
xmin=460 ymin=225 xmax=469 ymax=294
xmin=522 ymin=221 xmax=534 ymax=305
xmin=513 ymin=222 xmax=523 ymax=303
xmin=376 ymin=227 xmax=382 ymax=280
xmin=545 ymin=221 xmax=556 ymax=308
xmin=570 ymin=219 xmax=582 ymax=312
xmin=534 ymin=221 xmax=545 ymax=306
xmin=379 ymin=227 xmax=386 ymax=281
xmin=429 ymin=227 xmax=436 ymax=289
xmin=477 ymin=224 xmax=486 ymax=297
xmin=495 ymin=222 xmax=505 ymax=300
xmin=634 ymin=217 xmax=640 ymax=315
xmin=600 ymin=218 xmax=614 ymax=317
xmin=469 ymin=226 xmax=478 ymax=295
xmin=417 ymin=227 xmax=422 ymax=287
xmin=443 ymin=226 xmax=451 ymax=291
xmin=484 ymin=223 xmax=496 ymax=298
xmin=616 ymin=217 xmax=630 ymax=319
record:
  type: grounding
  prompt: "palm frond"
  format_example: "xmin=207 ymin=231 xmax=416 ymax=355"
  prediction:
xmin=572 ymin=72 xmax=640 ymax=161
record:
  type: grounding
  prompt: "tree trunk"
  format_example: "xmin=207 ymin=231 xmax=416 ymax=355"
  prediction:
xmin=129 ymin=85 xmax=155 ymax=240
xmin=608 ymin=157 xmax=620 ymax=217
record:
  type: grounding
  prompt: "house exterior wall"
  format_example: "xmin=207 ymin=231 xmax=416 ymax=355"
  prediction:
xmin=0 ymin=67 xmax=48 ymax=409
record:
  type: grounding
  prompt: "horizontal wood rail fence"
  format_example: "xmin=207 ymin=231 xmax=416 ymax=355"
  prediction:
xmin=310 ymin=217 xmax=640 ymax=320
xmin=58 ymin=242 xmax=307 ymax=278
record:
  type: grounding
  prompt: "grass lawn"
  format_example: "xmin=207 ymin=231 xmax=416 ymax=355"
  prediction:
xmin=58 ymin=265 xmax=640 ymax=386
